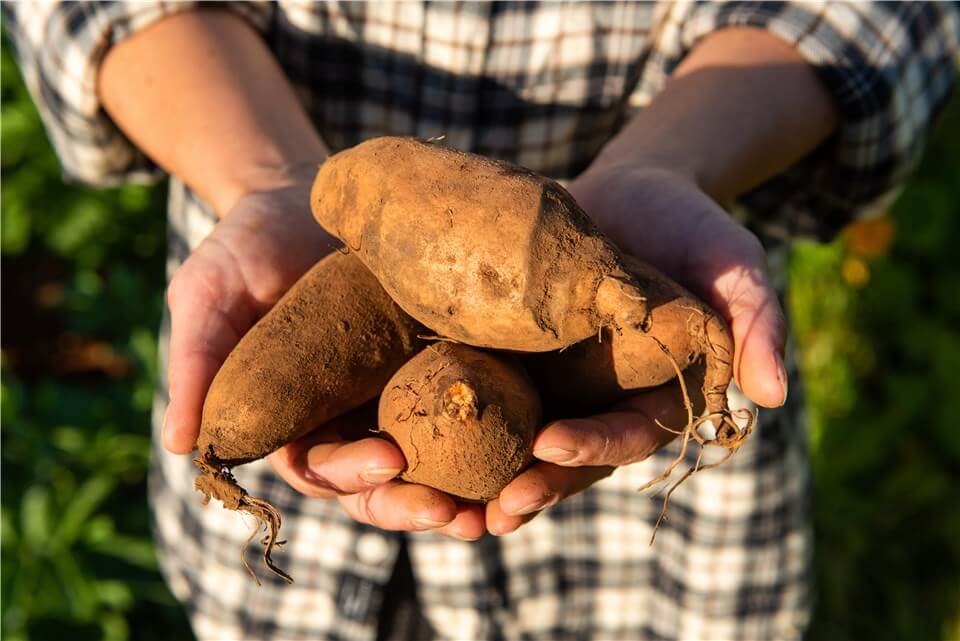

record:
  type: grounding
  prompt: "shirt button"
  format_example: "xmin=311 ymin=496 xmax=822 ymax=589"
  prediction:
xmin=356 ymin=532 xmax=390 ymax=565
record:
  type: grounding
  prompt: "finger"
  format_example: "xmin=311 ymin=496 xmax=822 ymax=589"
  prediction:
xmin=531 ymin=392 xmax=684 ymax=468
xmin=712 ymin=253 xmax=788 ymax=408
xmin=532 ymin=371 xmax=701 ymax=468
xmin=434 ymin=503 xmax=487 ymax=541
xmin=338 ymin=481 xmax=457 ymax=531
xmin=165 ymin=263 xmax=256 ymax=454
xmin=531 ymin=414 xmax=671 ymax=468
xmin=691 ymin=223 xmax=787 ymax=409
xmin=485 ymin=498 xmax=539 ymax=536
xmin=268 ymin=436 xmax=406 ymax=499
xmin=496 ymin=463 xmax=613 ymax=518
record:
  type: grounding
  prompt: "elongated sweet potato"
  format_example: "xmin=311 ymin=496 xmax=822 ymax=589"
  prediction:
xmin=525 ymin=255 xmax=734 ymax=418
xmin=310 ymin=136 xmax=640 ymax=353
xmin=194 ymin=251 xmax=426 ymax=584
xmin=309 ymin=137 xmax=749 ymax=438
xmin=523 ymin=253 xmax=751 ymax=541
xmin=378 ymin=342 xmax=541 ymax=502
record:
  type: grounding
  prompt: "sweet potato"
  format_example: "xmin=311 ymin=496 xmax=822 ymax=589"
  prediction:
xmin=310 ymin=136 xmax=639 ymax=352
xmin=520 ymin=253 xmax=753 ymax=540
xmin=525 ymin=255 xmax=735 ymax=418
xmin=309 ymin=137 xmax=750 ymax=438
xmin=194 ymin=251 xmax=426 ymax=584
xmin=378 ymin=342 xmax=541 ymax=502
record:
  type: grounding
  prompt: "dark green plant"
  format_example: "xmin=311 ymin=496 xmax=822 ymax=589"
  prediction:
xmin=1 ymin=39 xmax=193 ymax=641
xmin=791 ymin=93 xmax=960 ymax=640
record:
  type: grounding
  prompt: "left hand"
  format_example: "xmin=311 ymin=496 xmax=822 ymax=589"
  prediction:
xmin=485 ymin=162 xmax=788 ymax=535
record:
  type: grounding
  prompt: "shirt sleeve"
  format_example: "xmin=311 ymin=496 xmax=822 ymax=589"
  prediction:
xmin=659 ymin=1 xmax=960 ymax=241
xmin=1 ymin=1 xmax=274 ymax=187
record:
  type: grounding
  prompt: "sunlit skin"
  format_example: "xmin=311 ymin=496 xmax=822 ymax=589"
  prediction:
xmin=99 ymin=10 xmax=837 ymax=540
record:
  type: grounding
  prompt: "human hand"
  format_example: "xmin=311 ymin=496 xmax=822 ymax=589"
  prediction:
xmin=486 ymin=163 xmax=787 ymax=535
xmin=164 ymin=181 xmax=485 ymax=538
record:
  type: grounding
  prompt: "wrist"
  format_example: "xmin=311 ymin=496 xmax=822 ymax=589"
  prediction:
xmin=216 ymin=146 xmax=326 ymax=218
xmin=573 ymin=156 xmax=705 ymax=224
xmin=580 ymin=151 xmax=699 ymax=193
xmin=583 ymin=127 xmax=736 ymax=209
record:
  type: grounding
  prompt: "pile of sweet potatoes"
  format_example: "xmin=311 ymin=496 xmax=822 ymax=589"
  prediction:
xmin=193 ymin=137 xmax=753 ymax=584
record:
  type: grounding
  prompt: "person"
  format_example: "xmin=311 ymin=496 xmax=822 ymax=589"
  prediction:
xmin=5 ymin=2 xmax=957 ymax=639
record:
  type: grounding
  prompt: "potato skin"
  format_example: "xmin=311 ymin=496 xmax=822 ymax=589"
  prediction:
xmin=378 ymin=343 xmax=541 ymax=502
xmin=198 ymin=252 xmax=426 ymax=466
xmin=524 ymin=255 xmax=733 ymax=417
xmin=310 ymin=137 xmax=632 ymax=352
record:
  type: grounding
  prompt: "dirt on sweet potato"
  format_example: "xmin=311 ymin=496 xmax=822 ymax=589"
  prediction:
xmin=194 ymin=251 xmax=426 ymax=584
xmin=378 ymin=342 xmax=541 ymax=502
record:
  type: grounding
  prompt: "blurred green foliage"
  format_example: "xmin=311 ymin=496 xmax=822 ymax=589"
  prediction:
xmin=1 ymin=34 xmax=958 ymax=641
xmin=1 ymin=41 xmax=192 ymax=641
xmin=789 ymin=97 xmax=960 ymax=640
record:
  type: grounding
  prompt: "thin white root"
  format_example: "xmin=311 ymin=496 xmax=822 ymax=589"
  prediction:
xmin=634 ymin=335 xmax=756 ymax=544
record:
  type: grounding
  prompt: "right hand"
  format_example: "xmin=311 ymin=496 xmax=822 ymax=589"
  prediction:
xmin=485 ymin=162 xmax=787 ymax=536
xmin=164 ymin=181 xmax=486 ymax=539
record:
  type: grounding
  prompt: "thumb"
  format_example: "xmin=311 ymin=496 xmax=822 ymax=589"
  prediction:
xmin=700 ymin=235 xmax=788 ymax=409
xmin=164 ymin=258 xmax=258 ymax=454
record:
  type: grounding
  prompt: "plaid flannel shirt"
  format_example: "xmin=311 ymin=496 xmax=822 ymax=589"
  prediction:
xmin=5 ymin=2 xmax=958 ymax=640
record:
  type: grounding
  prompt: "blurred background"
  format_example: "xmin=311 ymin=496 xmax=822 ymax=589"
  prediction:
xmin=2 ymin=37 xmax=958 ymax=641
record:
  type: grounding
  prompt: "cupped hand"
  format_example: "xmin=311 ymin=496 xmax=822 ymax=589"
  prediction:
xmin=488 ymin=163 xmax=788 ymax=535
xmin=164 ymin=181 xmax=486 ymax=537
xmin=266 ymin=402 xmax=487 ymax=539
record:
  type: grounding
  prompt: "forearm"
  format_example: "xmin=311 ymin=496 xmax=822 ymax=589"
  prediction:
xmin=591 ymin=28 xmax=839 ymax=204
xmin=98 ymin=9 xmax=326 ymax=216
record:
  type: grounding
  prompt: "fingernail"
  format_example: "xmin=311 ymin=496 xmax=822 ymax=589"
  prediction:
xmin=510 ymin=494 xmax=557 ymax=516
xmin=361 ymin=468 xmax=403 ymax=484
xmin=776 ymin=356 xmax=789 ymax=406
xmin=533 ymin=447 xmax=577 ymax=464
xmin=450 ymin=532 xmax=482 ymax=542
xmin=411 ymin=517 xmax=450 ymax=529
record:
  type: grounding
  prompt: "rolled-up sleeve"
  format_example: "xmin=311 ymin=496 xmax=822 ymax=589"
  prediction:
xmin=1 ymin=1 xmax=273 ymax=187
xmin=660 ymin=1 xmax=960 ymax=240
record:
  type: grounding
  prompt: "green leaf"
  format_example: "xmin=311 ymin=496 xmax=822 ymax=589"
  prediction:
xmin=100 ymin=611 xmax=131 ymax=641
xmin=20 ymin=486 xmax=52 ymax=550
xmin=50 ymin=548 xmax=97 ymax=618
xmin=52 ymin=475 xmax=116 ymax=549
xmin=94 ymin=580 xmax=133 ymax=609
xmin=90 ymin=534 xmax=158 ymax=570
xmin=1 ymin=506 xmax=17 ymax=548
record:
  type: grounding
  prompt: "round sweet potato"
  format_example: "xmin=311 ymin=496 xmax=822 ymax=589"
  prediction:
xmin=378 ymin=342 xmax=541 ymax=502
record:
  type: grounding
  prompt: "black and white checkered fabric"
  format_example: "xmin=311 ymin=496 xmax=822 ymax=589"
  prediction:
xmin=5 ymin=2 xmax=957 ymax=640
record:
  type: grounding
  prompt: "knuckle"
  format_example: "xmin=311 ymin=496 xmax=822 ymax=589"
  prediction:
xmin=739 ymin=230 xmax=766 ymax=264
xmin=165 ymin=270 xmax=189 ymax=309
xmin=337 ymin=496 xmax=368 ymax=525
xmin=593 ymin=432 xmax=618 ymax=465
xmin=357 ymin=491 xmax=381 ymax=528
xmin=166 ymin=258 xmax=225 ymax=314
xmin=584 ymin=420 xmax=625 ymax=465
xmin=306 ymin=486 xmax=338 ymax=500
xmin=167 ymin=266 xmax=206 ymax=311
